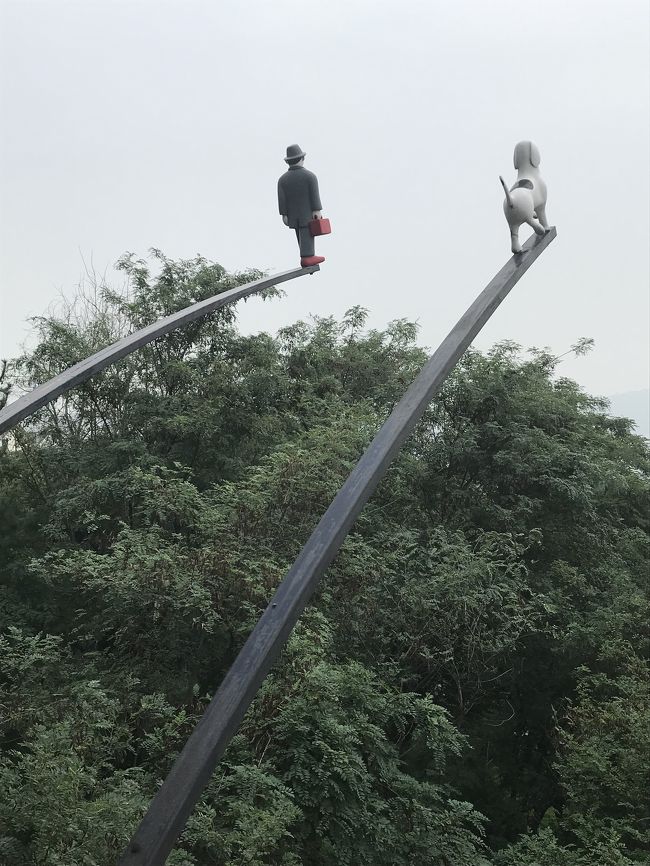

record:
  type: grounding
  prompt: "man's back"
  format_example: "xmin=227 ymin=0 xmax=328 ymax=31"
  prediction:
xmin=278 ymin=166 xmax=322 ymax=228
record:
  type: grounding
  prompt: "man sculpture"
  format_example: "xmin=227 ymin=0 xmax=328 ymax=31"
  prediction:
xmin=278 ymin=144 xmax=325 ymax=267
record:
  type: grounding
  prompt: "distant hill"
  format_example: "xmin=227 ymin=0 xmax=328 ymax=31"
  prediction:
xmin=607 ymin=389 xmax=649 ymax=438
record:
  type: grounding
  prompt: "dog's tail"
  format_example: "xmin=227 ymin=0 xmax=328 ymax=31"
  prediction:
xmin=499 ymin=175 xmax=513 ymax=208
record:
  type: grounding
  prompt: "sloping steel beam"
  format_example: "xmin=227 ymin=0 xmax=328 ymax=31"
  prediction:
xmin=119 ymin=227 xmax=556 ymax=866
xmin=0 ymin=265 xmax=319 ymax=436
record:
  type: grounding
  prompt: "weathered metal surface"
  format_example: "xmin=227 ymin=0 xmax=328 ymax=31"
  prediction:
xmin=0 ymin=265 xmax=319 ymax=436
xmin=119 ymin=227 xmax=556 ymax=866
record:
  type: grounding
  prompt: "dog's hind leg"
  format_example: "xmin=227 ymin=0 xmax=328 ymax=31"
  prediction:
xmin=526 ymin=217 xmax=547 ymax=236
xmin=536 ymin=204 xmax=549 ymax=229
xmin=510 ymin=226 xmax=522 ymax=254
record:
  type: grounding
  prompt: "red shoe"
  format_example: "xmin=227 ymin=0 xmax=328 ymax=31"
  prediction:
xmin=300 ymin=256 xmax=325 ymax=267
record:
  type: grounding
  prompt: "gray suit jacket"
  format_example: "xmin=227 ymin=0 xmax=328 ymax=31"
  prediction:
xmin=277 ymin=166 xmax=322 ymax=228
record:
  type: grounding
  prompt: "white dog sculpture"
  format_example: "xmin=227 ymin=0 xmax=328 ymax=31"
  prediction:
xmin=500 ymin=140 xmax=550 ymax=254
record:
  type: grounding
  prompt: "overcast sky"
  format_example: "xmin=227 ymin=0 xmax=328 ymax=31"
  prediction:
xmin=1 ymin=0 xmax=648 ymax=401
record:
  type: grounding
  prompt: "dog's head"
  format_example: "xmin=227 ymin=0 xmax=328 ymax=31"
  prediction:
xmin=514 ymin=140 xmax=541 ymax=170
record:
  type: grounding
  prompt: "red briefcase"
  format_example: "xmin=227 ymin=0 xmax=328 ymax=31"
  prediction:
xmin=309 ymin=216 xmax=331 ymax=237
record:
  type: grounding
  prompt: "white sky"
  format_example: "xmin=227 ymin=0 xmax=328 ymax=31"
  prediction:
xmin=1 ymin=0 xmax=648 ymax=398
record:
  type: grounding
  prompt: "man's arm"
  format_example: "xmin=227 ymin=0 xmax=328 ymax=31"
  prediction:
xmin=277 ymin=178 xmax=287 ymax=216
xmin=308 ymin=172 xmax=322 ymax=214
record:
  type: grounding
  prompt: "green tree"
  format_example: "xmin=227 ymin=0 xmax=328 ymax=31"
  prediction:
xmin=0 ymin=252 xmax=647 ymax=864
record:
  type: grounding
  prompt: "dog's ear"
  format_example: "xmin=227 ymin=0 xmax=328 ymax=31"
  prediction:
xmin=529 ymin=141 xmax=541 ymax=167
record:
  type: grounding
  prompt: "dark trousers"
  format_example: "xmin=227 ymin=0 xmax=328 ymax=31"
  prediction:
xmin=295 ymin=225 xmax=315 ymax=257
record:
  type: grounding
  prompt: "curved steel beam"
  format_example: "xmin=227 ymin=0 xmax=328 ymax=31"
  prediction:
xmin=119 ymin=227 xmax=557 ymax=866
xmin=0 ymin=264 xmax=319 ymax=436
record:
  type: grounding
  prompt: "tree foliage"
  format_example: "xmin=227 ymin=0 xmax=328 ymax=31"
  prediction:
xmin=0 ymin=252 xmax=648 ymax=864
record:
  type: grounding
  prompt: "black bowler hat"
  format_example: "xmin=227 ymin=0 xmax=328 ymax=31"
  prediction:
xmin=285 ymin=144 xmax=306 ymax=163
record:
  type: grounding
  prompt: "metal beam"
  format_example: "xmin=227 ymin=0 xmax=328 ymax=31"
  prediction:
xmin=119 ymin=227 xmax=556 ymax=866
xmin=0 ymin=265 xmax=319 ymax=437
